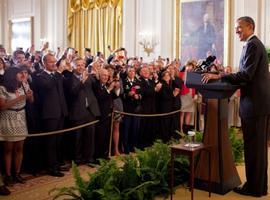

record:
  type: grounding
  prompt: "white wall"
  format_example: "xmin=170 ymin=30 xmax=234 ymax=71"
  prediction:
xmin=0 ymin=0 xmax=67 ymax=53
xmin=123 ymin=0 xmax=137 ymax=57
xmin=41 ymin=0 xmax=67 ymax=51
xmin=160 ymin=0 xmax=174 ymax=59
xmin=123 ymin=0 xmax=174 ymax=62
xmin=264 ymin=0 xmax=270 ymax=47
xmin=0 ymin=0 xmax=9 ymax=49
xmin=231 ymin=0 xmax=270 ymax=67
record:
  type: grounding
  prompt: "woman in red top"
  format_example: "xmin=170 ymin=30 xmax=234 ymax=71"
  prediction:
xmin=179 ymin=60 xmax=197 ymax=133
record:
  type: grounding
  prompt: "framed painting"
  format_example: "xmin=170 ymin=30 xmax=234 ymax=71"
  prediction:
xmin=8 ymin=17 xmax=34 ymax=52
xmin=175 ymin=0 xmax=232 ymax=65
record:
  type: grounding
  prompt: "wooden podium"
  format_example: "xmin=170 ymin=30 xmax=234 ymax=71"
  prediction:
xmin=186 ymin=72 xmax=241 ymax=194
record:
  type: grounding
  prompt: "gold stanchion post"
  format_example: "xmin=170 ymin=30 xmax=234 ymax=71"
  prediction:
xmin=108 ymin=110 xmax=115 ymax=158
xmin=194 ymin=100 xmax=197 ymax=131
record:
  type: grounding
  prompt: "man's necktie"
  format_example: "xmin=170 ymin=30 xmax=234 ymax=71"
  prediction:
xmin=101 ymin=84 xmax=105 ymax=90
xmin=239 ymin=45 xmax=247 ymax=71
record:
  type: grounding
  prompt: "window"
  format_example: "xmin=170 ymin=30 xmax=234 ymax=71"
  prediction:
xmin=9 ymin=17 xmax=33 ymax=52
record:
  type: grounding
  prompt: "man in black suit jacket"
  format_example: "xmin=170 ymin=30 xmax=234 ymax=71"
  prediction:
xmin=36 ymin=53 xmax=68 ymax=177
xmin=93 ymin=68 xmax=116 ymax=159
xmin=122 ymin=67 xmax=141 ymax=153
xmin=202 ymin=16 xmax=270 ymax=197
xmin=68 ymin=57 xmax=100 ymax=165
xmin=138 ymin=66 xmax=162 ymax=148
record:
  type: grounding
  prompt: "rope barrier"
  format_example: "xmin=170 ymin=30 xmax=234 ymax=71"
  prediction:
xmin=0 ymin=119 xmax=100 ymax=138
xmin=113 ymin=109 xmax=181 ymax=117
xmin=0 ymin=109 xmax=182 ymax=138
xmin=109 ymin=109 xmax=181 ymax=157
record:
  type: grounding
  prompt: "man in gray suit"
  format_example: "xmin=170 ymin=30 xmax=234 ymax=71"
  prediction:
xmin=67 ymin=57 xmax=100 ymax=165
xmin=202 ymin=16 xmax=270 ymax=197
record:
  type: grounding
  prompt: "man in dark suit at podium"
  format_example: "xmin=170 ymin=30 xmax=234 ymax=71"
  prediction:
xmin=202 ymin=16 xmax=270 ymax=197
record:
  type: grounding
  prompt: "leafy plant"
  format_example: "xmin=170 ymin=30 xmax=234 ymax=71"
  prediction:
xmin=228 ymin=127 xmax=244 ymax=164
xmin=52 ymin=131 xmax=243 ymax=200
xmin=266 ymin=47 xmax=270 ymax=63
xmin=52 ymin=140 xmax=189 ymax=200
xmin=176 ymin=128 xmax=243 ymax=164
xmin=194 ymin=131 xmax=203 ymax=142
xmin=174 ymin=130 xmax=203 ymax=143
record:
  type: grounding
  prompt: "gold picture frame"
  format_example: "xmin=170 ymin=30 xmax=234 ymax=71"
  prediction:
xmin=175 ymin=0 xmax=232 ymax=66
xmin=8 ymin=17 xmax=34 ymax=53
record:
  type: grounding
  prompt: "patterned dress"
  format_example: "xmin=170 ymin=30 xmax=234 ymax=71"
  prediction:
xmin=0 ymin=84 xmax=28 ymax=141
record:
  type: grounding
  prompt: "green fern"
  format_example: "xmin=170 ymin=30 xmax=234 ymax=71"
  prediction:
xmin=265 ymin=47 xmax=270 ymax=63
xmin=52 ymin=135 xmax=243 ymax=200
xmin=229 ymin=127 xmax=244 ymax=164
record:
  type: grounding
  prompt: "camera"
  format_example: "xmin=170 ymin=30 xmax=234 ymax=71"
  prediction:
xmin=112 ymin=64 xmax=122 ymax=80
xmin=61 ymin=54 xmax=66 ymax=60
xmin=31 ymin=55 xmax=35 ymax=63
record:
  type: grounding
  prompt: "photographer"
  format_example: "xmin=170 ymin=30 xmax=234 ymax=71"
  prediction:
xmin=84 ymin=48 xmax=94 ymax=67
xmin=32 ymin=51 xmax=43 ymax=72
xmin=107 ymin=46 xmax=127 ymax=65
xmin=107 ymin=64 xmax=124 ymax=156
xmin=93 ymin=68 xmax=119 ymax=159
xmin=12 ymin=50 xmax=27 ymax=66
xmin=156 ymin=70 xmax=179 ymax=142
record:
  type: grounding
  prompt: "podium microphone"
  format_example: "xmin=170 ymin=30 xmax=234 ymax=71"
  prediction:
xmin=195 ymin=55 xmax=216 ymax=72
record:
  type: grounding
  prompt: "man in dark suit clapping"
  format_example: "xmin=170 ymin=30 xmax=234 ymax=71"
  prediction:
xmin=36 ymin=53 xmax=68 ymax=177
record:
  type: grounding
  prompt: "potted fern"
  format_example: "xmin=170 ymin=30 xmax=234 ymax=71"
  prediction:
xmin=51 ymin=140 xmax=189 ymax=200
xmin=51 ymin=131 xmax=243 ymax=200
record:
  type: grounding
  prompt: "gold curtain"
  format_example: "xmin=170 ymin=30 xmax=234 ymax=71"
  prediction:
xmin=67 ymin=0 xmax=123 ymax=56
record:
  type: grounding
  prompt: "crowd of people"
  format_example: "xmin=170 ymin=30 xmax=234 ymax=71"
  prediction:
xmin=0 ymin=43 xmax=237 ymax=196
xmin=0 ymin=15 xmax=268 ymax=198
